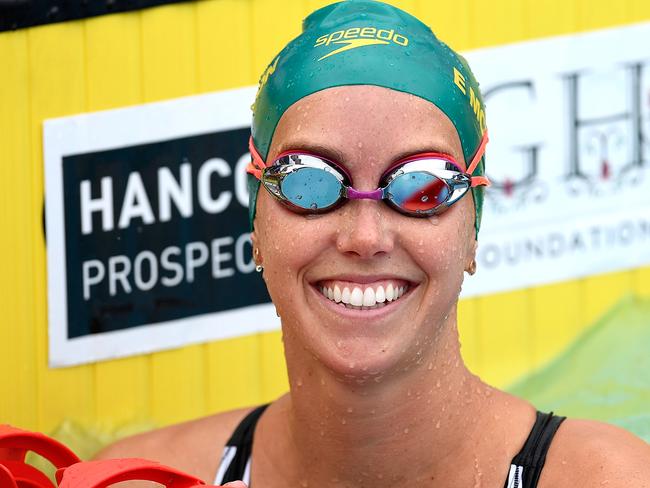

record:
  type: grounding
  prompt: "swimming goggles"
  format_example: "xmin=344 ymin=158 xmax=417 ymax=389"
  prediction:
xmin=247 ymin=131 xmax=490 ymax=217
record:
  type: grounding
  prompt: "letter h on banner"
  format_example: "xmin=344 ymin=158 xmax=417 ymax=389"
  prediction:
xmin=565 ymin=62 xmax=647 ymax=182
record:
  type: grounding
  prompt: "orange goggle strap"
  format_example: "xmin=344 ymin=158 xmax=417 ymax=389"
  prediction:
xmin=247 ymin=133 xmax=490 ymax=188
xmin=467 ymin=130 xmax=490 ymax=188
xmin=247 ymin=136 xmax=268 ymax=180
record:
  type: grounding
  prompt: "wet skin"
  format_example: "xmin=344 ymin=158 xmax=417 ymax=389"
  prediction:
xmin=248 ymin=85 xmax=529 ymax=488
xmin=254 ymin=85 xmax=477 ymax=382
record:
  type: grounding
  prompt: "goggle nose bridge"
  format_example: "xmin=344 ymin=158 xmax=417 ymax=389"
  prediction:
xmin=345 ymin=187 xmax=384 ymax=200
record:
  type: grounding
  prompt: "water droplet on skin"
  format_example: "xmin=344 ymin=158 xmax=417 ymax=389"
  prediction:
xmin=435 ymin=420 xmax=441 ymax=428
xmin=403 ymin=428 xmax=409 ymax=434
xmin=341 ymin=418 xmax=347 ymax=425
xmin=347 ymin=406 xmax=354 ymax=413
xmin=336 ymin=340 xmax=343 ymax=348
xmin=357 ymin=141 xmax=363 ymax=148
xmin=436 ymin=379 xmax=441 ymax=388
xmin=296 ymin=378 xmax=303 ymax=387
xmin=428 ymin=362 xmax=433 ymax=370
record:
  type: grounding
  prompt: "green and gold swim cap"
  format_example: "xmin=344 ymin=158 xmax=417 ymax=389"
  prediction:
xmin=249 ymin=0 xmax=488 ymax=236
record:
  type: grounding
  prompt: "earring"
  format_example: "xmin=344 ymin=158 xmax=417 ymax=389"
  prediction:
xmin=466 ymin=259 xmax=477 ymax=275
xmin=254 ymin=247 xmax=263 ymax=273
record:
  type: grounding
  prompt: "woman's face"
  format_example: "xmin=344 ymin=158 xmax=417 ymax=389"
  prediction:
xmin=253 ymin=85 xmax=477 ymax=379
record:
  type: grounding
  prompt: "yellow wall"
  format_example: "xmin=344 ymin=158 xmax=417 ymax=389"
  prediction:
xmin=1 ymin=0 xmax=649 ymax=436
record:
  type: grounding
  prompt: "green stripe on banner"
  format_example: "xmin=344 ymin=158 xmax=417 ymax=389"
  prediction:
xmin=509 ymin=296 xmax=650 ymax=442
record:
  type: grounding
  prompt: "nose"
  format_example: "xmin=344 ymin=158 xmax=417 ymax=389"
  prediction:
xmin=335 ymin=200 xmax=395 ymax=259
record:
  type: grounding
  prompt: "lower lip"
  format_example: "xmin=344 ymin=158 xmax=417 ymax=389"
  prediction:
xmin=310 ymin=284 xmax=415 ymax=319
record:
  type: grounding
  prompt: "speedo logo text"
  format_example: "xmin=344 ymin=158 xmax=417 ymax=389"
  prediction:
xmin=315 ymin=26 xmax=409 ymax=61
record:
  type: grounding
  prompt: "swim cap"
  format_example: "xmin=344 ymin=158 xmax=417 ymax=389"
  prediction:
xmin=249 ymin=0 xmax=488 ymax=236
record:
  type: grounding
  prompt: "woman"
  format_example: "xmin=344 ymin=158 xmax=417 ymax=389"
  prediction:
xmin=97 ymin=2 xmax=650 ymax=487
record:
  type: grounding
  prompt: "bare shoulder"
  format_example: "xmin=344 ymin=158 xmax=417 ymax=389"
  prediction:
xmin=93 ymin=406 xmax=256 ymax=483
xmin=541 ymin=417 xmax=650 ymax=488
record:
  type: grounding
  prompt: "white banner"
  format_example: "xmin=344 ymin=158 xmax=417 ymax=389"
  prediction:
xmin=461 ymin=22 xmax=650 ymax=297
xmin=43 ymin=23 xmax=650 ymax=365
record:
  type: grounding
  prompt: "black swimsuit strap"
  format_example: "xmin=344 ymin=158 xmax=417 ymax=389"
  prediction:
xmin=508 ymin=411 xmax=566 ymax=488
xmin=220 ymin=404 xmax=269 ymax=484
xmin=220 ymin=406 xmax=564 ymax=488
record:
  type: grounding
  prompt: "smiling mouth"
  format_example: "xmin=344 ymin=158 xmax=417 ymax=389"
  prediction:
xmin=317 ymin=280 xmax=411 ymax=310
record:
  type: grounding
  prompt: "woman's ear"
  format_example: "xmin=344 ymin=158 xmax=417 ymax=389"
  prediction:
xmin=465 ymin=239 xmax=478 ymax=275
xmin=251 ymin=231 xmax=262 ymax=267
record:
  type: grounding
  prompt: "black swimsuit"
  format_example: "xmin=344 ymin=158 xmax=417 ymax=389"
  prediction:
xmin=214 ymin=405 xmax=565 ymax=488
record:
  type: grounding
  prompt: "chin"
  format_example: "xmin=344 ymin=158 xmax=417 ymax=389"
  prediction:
xmin=289 ymin=320 xmax=431 ymax=385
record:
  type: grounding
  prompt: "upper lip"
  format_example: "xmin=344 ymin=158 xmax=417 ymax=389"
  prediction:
xmin=310 ymin=274 xmax=418 ymax=285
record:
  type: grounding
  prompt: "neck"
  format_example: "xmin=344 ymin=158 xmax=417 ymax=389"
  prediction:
xmin=265 ymin=312 xmax=499 ymax=488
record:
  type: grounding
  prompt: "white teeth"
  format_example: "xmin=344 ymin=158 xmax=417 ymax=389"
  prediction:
xmin=320 ymin=282 xmax=408 ymax=309
xmin=350 ymin=287 xmax=364 ymax=306
xmin=385 ymin=283 xmax=395 ymax=302
xmin=342 ymin=287 xmax=351 ymax=304
xmin=375 ymin=285 xmax=385 ymax=303
xmin=334 ymin=285 xmax=342 ymax=303
xmin=362 ymin=287 xmax=376 ymax=306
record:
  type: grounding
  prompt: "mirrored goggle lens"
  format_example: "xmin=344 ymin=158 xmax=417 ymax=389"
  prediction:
xmin=386 ymin=172 xmax=450 ymax=213
xmin=280 ymin=167 xmax=343 ymax=210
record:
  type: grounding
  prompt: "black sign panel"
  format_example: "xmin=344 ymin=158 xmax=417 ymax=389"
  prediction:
xmin=62 ymin=127 xmax=269 ymax=338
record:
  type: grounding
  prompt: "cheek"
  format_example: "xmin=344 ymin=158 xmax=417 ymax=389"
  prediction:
xmin=254 ymin=192 xmax=326 ymax=307
xmin=255 ymin=192 xmax=299 ymax=272
xmin=407 ymin=199 xmax=474 ymax=277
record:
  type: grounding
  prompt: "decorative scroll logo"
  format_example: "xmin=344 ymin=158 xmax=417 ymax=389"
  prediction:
xmin=480 ymin=61 xmax=649 ymax=215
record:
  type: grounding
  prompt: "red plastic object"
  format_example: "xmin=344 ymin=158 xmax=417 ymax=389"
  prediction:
xmin=0 ymin=424 xmax=80 ymax=488
xmin=56 ymin=458 xmax=221 ymax=487
xmin=0 ymin=464 xmax=19 ymax=488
